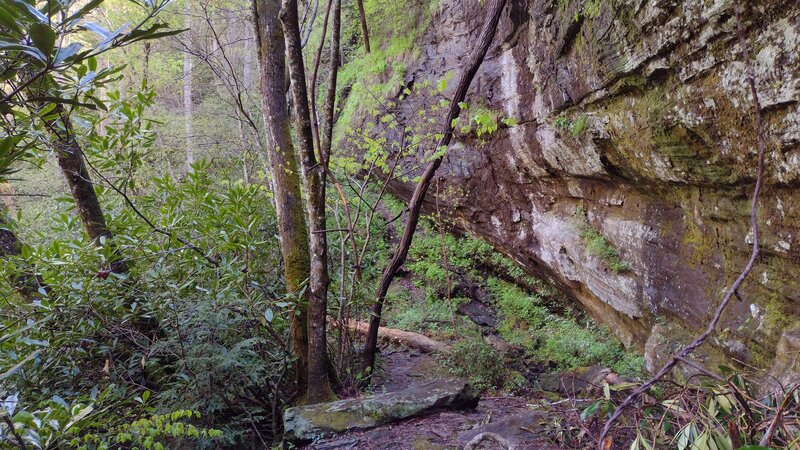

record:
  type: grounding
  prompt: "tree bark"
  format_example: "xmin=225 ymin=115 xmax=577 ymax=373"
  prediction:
xmin=183 ymin=7 xmax=194 ymax=173
xmin=47 ymin=107 xmax=129 ymax=274
xmin=362 ymin=0 xmax=507 ymax=376
xmin=355 ymin=0 xmax=370 ymax=53
xmin=252 ymin=0 xmax=311 ymax=398
xmin=142 ymin=42 xmax=152 ymax=86
xmin=280 ymin=0 xmax=339 ymax=403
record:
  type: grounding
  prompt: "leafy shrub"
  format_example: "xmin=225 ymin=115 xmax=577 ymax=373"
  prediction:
xmin=579 ymin=370 xmax=800 ymax=449
xmin=537 ymin=318 xmax=626 ymax=370
xmin=390 ymin=298 xmax=453 ymax=334
xmin=0 ymin=164 xmax=291 ymax=447
xmin=442 ymin=339 xmax=506 ymax=391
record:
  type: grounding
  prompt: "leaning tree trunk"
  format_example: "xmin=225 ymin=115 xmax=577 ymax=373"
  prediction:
xmin=47 ymin=106 xmax=129 ymax=275
xmin=252 ymin=0 xmax=311 ymax=398
xmin=363 ymin=0 xmax=508 ymax=376
xmin=355 ymin=0 xmax=370 ymax=53
xmin=280 ymin=0 xmax=339 ymax=403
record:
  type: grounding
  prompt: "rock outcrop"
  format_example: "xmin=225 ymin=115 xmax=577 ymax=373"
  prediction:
xmin=353 ymin=0 xmax=800 ymax=372
xmin=283 ymin=379 xmax=479 ymax=442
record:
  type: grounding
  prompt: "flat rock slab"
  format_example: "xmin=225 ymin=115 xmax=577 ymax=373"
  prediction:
xmin=284 ymin=379 xmax=479 ymax=442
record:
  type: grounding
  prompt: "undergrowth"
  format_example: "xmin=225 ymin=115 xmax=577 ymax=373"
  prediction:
xmin=490 ymin=279 xmax=644 ymax=378
xmin=384 ymin=209 xmax=644 ymax=383
xmin=441 ymin=339 xmax=506 ymax=391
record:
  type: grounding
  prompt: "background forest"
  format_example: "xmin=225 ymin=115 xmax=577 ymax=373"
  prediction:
xmin=0 ymin=0 xmax=795 ymax=449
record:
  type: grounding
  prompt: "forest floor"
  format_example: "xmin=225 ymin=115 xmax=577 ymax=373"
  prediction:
xmin=303 ymin=346 xmax=570 ymax=450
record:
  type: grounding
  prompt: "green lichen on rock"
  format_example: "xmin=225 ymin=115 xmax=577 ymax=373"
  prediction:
xmin=282 ymin=379 xmax=479 ymax=442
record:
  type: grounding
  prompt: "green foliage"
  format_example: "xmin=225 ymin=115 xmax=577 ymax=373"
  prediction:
xmin=553 ymin=114 xmax=589 ymax=137
xmin=442 ymin=339 xmax=506 ymax=391
xmin=0 ymin=0 xmax=181 ymax=179
xmin=453 ymin=103 xmax=517 ymax=138
xmin=583 ymin=0 xmax=603 ymax=19
xmin=0 ymin=389 xmax=223 ymax=449
xmin=1 ymin=111 xmax=289 ymax=447
xmin=555 ymin=115 xmax=571 ymax=130
xmin=569 ymin=114 xmax=589 ymax=136
xmin=582 ymin=227 xmax=631 ymax=272
xmin=489 ymin=279 xmax=643 ymax=376
xmin=390 ymin=298 xmax=456 ymax=334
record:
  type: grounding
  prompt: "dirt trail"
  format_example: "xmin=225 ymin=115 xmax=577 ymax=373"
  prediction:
xmin=304 ymin=347 xmax=565 ymax=449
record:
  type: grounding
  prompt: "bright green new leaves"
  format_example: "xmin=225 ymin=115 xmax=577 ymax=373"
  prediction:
xmin=0 ymin=0 xmax=183 ymax=182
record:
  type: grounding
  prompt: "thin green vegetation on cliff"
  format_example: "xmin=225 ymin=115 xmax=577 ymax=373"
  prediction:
xmin=574 ymin=207 xmax=631 ymax=273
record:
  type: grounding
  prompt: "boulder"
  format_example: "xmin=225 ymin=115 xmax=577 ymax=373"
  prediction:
xmin=458 ymin=298 xmax=498 ymax=329
xmin=283 ymin=379 xmax=479 ymax=442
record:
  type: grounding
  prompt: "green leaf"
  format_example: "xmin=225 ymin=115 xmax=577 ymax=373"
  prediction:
xmin=0 ymin=5 xmax=22 ymax=34
xmin=580 ymin=399 xmax=602 ymax=420
xmin=11 ymin=0 xmax=47 ymax=23
xmin=0 ymin=41 xmax=46 ymax=61
xmin=54 ymin=42 xmax=82 ymax=64
xmin=30 ymin=23 xmax=56 ymax=56
xmin=0 ymin=349 xmax=41 ymax=381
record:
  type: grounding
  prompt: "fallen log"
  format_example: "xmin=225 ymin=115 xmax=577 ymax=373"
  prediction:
xmin=345 ymin=320 xmax=450 ymax=353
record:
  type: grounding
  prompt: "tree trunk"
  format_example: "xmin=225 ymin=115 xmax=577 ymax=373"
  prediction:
xmin=183 ymin=7 xmax=194 ymax=174
xmin=0 ymin=210 xmax=21 ymax=258
xmin=252 ymin=0 xmax=311 ymax=398
xmin=51 ymin=111 xmax=128 ymax=274
xmin=362 ymin=0 xmax=508 ymax=376
xmin=280 ymin=0 xmax=339 ymax=403
xmin=355 ymin=0 xmax=370 ymax=53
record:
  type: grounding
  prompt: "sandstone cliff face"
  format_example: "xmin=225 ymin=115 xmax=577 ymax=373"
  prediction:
xmin=377 ymin=0 xmax=800 ymax=372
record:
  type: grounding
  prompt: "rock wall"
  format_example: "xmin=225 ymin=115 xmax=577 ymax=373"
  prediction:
xmin=375 ymin=0 xmax=800 ymax=373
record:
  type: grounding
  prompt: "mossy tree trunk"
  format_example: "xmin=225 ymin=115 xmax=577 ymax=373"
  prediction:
xmin=280 ymin=0 xmax=340 ymax=403
xmin=252 ymin=0 xmax=311 ymax=398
